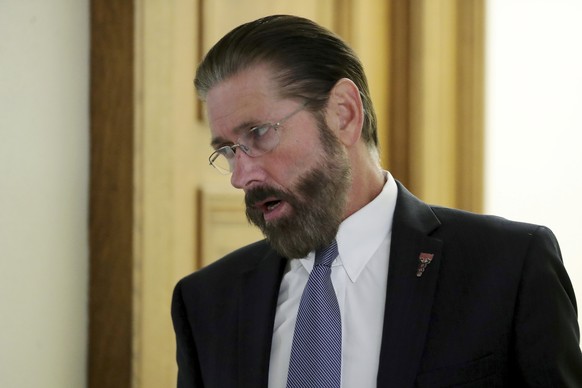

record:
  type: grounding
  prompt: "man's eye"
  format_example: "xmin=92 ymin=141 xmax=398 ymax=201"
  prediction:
xmin=216 ymin=146 xmax=233 ymax=156
xmin=248 ymin=124 xmax=271 ymax=139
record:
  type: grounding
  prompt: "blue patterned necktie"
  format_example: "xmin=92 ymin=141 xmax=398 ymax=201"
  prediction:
xmin=287 ymin=240 xmax=342 ymax=388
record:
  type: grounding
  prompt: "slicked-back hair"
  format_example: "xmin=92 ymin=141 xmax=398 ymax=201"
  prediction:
xmin=194 ymin=14 xmax=378 ymax=149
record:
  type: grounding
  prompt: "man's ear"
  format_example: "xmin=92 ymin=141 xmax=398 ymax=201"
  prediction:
xmin=326 ymin=78 xmax=364 ymax=147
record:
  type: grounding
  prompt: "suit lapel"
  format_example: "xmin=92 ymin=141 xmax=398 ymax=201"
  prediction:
xmin=377 ymin=182 xmax=443 ymax=387
xmin=237 ymin=247 xmax=286 ymax=387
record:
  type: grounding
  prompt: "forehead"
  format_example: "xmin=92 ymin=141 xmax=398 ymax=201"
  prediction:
xmin=206 ymin=64 xmax=282 ymax=136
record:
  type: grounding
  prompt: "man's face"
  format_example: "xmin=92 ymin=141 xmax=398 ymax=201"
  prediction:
xmin=206 ymin=64 xmax=351 ymax=258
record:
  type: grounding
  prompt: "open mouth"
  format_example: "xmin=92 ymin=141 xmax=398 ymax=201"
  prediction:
xmin=256 ymin=197 xmax=282 ymax=213
xmin=245 ymin=187 xmax=291 ymax=223
xmin=253 ymin=197 xmax=287 ymax=222
xmin=264 ymin=199 xmax=282 ymax=212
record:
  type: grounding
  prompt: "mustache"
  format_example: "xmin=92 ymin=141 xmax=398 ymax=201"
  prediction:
xmin=244 ymin=185 xmax=294 ymax=208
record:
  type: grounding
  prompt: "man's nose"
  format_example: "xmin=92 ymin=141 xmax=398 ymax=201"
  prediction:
xmin=230 ymin=150 xmax=263 ymax=189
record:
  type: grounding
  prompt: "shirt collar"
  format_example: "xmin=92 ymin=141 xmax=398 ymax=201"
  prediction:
xmin=294 ymin=172 xmax=398 ymax=282
xmin=336 ymin=171 xmax=397 ymax=282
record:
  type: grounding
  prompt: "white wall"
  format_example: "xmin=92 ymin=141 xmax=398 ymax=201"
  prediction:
xmin=485 ymin=0 xmax=582 ymax=328
xmin=0 ymin=1 xmax=89 ymax=387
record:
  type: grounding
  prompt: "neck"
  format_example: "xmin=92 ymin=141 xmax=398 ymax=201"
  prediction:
xmin=342 ymin=147 xmax=385 ymax=219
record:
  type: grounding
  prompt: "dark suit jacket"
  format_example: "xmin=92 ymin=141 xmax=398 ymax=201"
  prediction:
xmin=172 ymin=183 xmax=582 ymax=387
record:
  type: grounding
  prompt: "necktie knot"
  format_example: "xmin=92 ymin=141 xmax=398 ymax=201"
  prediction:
xmin=315 ymin=239 xmax=338 ymax=267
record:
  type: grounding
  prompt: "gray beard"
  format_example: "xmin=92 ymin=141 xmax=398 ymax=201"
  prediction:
xmin=245 ymin=138 xmax=351 ymax=258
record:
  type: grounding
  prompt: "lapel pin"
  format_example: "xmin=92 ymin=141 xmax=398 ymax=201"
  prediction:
xmin=416 ymin=252 xmax=434 ymax=277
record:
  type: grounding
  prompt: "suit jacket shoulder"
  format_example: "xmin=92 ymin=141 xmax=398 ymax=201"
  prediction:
xmin=384 ymin=182 xmax=582 ymax=387
xmin=179 ymin=239 xmax=273 ymax=289
xmin=172 ymin=239 xmax=286 ymax=387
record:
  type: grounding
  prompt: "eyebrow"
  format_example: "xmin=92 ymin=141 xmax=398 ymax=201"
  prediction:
xmin=210 ymin=120 xmax=259 ymax=148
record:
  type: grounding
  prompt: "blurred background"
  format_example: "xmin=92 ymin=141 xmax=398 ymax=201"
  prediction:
xmin=1 ymin=0 xmax=581 ymax=387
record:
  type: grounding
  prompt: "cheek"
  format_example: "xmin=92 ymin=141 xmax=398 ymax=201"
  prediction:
xmin=271 ymin=142 xmax=321 ymax=183
xmin=267 ymin=121 xmax=325 ymax=184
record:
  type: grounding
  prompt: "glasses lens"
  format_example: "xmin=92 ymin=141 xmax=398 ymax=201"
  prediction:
xmin=209 ymin=148 xmax=233 ymax=174
xmin=241 ymin=124 xmax=279 ymax=156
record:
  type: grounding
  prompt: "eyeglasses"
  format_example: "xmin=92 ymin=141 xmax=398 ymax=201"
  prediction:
xmin=208 ymin=104 xmax=306 ymax=174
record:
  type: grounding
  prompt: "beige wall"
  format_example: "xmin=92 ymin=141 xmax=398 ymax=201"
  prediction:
xmin=0 ymin=1 xmax=89 ymax=387
xmin=485 ymin=0 xmax=582 ymax=329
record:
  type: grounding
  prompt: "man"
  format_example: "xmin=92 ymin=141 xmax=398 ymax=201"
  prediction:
xmin=171 ymin=15 xmax=582 ymax=387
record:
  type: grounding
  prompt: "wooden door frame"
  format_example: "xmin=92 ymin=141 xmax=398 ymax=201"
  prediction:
xmin=89 ymin=1 xmax=134 ymax=387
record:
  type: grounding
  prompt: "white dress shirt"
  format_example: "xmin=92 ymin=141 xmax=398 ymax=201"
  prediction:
xmin=268 ymin=172 xmax=398 ymax=388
